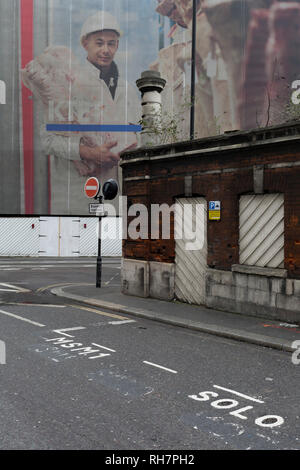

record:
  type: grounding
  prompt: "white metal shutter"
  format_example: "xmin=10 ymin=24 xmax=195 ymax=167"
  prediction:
xmin=79 ymin=218 xmax=122 ymax=257
xmin=101 ymin=217 xmax=122 ymax=256
xmin=239 ymin=194 xmax=284 ymax=268
xmin=39 ymin=217 xmax=59 ymax=256
xmin=79 ymin=218 xmax=98 ymax=256
xmin=59 ymin=218 xmax=80 ymax=256
xmin=0 ymin=218 xmax=39 ymax=256
xmin=174 ymin=198 xmax=207 ymax=305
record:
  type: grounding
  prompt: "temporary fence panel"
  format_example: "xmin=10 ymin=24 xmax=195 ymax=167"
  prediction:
xmin=79 ymin=217 xmax=122 ymax=257
xmin=39 ymin=217 xmax=80 ymax=256
xmin=0 ymin=217 xmax=121 ymax=257
xmin=174 ymin=197 xmax=207 ymax=305
xmin=239 ymin=194 xmax=284 ymax=268
xmin=39 ymin=216 xmax=59 ymax=256
xmin=79 ymin=218 xmax=98 ymax=256
xmin=0 ymin=218 xmax=39 ymax=256
xmin=59 ymin=218 xmax=80 ymax=257
xmin=101 ymin=217 xmax=122 ymax=257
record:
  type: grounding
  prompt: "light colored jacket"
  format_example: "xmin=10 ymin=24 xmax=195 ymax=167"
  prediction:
xmin=40 ymin=59 xmax=140 ymax=215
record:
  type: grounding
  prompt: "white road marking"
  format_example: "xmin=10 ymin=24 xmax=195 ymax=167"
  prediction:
xmin=1 ymin=268 xmax=22 ymax=271
xmin=53 ymin=327 xmax=86 ymax=337
xmin=37 ymin=282 xmax=93 ymax=293
xmin=0 ymin=261 xmax=98 ymax=265
xmin=104 ymin=272 xmax=120 ymax=286
xmin=92 ymin=343 xmax=116 ymax=353
xmin=0 ymin=289 xmax=20 ymax=292
xmin=0 ymin=283 xmax=30 ymax=293
xmin=4 ymin=303 xmax=66 ymax=308
xmin=143 ymin=361 xmax=178 ymax=374
xmin=213 ymin=385 xmax=264 ymax=404
xmin=0 ymin=264 xmax=95 ymax=268
xmin=108 ymin=320 xmax=136 ymax=325
xmin=0 ymin=309 xmax=45 ymax=327
xmin=255 ymin=415 xmax=284 ymax=428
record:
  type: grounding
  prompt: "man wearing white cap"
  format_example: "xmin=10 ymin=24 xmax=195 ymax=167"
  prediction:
xmin=40 ymin=11 xmax=139 ymax=214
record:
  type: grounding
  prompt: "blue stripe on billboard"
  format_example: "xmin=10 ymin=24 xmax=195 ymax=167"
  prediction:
xmin=46 ymin=124 xmax=142 ymax=132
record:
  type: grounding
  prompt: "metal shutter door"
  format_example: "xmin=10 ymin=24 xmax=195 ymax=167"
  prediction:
xmin=174 ymin=198 xmax=207 ymax=305
xmin=239 ymin=194 xmax=284 ymax=268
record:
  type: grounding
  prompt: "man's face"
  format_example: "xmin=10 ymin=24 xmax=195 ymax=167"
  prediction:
xmin=83 ymin=30 xmax=119 ymax=69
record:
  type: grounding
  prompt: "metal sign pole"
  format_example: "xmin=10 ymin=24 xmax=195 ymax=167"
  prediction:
xmin=96 ymin=214 xmax=102 ymax=288
xmin=85 ymin=178 xmax=118 ymax=288
xmin=190 ymin=0 xmax=197 ymax=140
xmin=95 ymin=194 xmax=104 ymax=288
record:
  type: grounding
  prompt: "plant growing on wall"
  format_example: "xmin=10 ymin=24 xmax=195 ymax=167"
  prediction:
xmin=139 ymin=96 xmax=222 ymax=146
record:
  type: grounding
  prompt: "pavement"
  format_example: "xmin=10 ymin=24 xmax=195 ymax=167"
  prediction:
xmin=51 ymin=281 xmax=300 ymax=354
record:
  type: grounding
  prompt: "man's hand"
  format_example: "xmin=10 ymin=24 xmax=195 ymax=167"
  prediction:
xmin=73 ymin=160 xmax=95 ymax=176
xmin=80 ymin=140 xmax=119 ymax=168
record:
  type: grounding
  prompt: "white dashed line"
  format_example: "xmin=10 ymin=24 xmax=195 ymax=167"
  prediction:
xmin=213 ymin=385 xmax=264 ymax=403
xmin=53 ymin=327 xmax=86 ymax=337
xmin=108 ymin=320 xmax=136 ymax=325
xmin=143 ymin=361 xmax=178 ymax=374
xmin=0 ymin=309 xmax=45 ymax=327
xmin=92 ymin=343 xmax=116 ymax=353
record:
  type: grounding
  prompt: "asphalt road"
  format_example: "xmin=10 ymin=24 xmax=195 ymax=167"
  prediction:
xmin=0 ymin=258 xmax=299 ymax=450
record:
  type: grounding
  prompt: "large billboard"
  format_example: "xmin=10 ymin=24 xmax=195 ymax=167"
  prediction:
xmin=0 ymin=0 xmax=299 ymax=215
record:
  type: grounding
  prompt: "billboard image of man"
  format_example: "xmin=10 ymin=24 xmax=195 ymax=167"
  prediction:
xmin=23 ymin=10 xmax=139 ymax=214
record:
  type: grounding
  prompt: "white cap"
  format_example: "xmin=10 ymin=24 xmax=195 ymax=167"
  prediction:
xmin=80 ymin=11 xmax=122 ymax=45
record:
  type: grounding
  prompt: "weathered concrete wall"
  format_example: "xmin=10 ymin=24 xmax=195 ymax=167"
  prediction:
xmin=122 ymin=259 xmax=175 ymax=301
xmin=122 ymin=258 xmax=300 ymax=323
xmin=206 ymin=266 xmax=300 ymax=323
xmin=121 ymin=259 xmax=149 ymax=298
xmin=149 ymin=261 xmax=175 ymax=300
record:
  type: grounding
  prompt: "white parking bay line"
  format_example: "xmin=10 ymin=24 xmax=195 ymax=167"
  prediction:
xmin=143 ymin=361 xmax=178 ymax=374
xmin=1 ymin=268 xmax=22 ymax=271
xmin=108 ymin=320 xmax=136 ymax=325
xmin=0 ymin=283 xmax=30 ymax=293
xmin=0 ymin=289 xmax=20 ymax=292
xmin=0 ymin=309 xmax=45 ymax=327
xmin=53 ymin=327 xmax=86 ymax=337
xmin=4 ymin=303 xmax=66 ymax=308
xmin=92 ymin=343 xmax=116 ymax=353
xmin=213 ymin=385 xmax=264 ymax=404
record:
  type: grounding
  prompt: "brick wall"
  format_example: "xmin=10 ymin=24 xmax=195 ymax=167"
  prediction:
xmin=121 ymin=122 xmax=300 ymax=279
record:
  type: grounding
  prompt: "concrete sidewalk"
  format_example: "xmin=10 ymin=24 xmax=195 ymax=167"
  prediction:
xmin=51 ymin=283 xmax=300 ymax=353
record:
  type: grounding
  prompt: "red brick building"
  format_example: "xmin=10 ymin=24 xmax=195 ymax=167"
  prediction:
xmin=120 ymin=121 xmax=300 ymax=323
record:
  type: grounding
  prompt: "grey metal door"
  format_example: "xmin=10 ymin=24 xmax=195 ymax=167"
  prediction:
xmin=174 ymin=197 xmax=207 ymax=305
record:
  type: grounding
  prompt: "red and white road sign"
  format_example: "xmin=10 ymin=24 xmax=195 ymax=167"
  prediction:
xmin=84 ymin=177 xmax=100 ymax=198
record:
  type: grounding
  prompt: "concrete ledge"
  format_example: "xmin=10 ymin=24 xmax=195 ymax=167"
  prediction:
xmin=232 ymin=264 xmax=287 ymax=278
xmin=121 ymin=259 xmax=175 ymax=301
xmin=207 ymin=267 xmax=300 ymax=323
xmin=149 ymin=261 xmax=175 ymax=300
xmin=121 ymin=258 xmax=149 ymax=298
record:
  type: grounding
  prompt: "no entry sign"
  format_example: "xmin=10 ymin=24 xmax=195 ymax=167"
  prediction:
xmin=84 ymin=177 xmax=100 ymax=198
